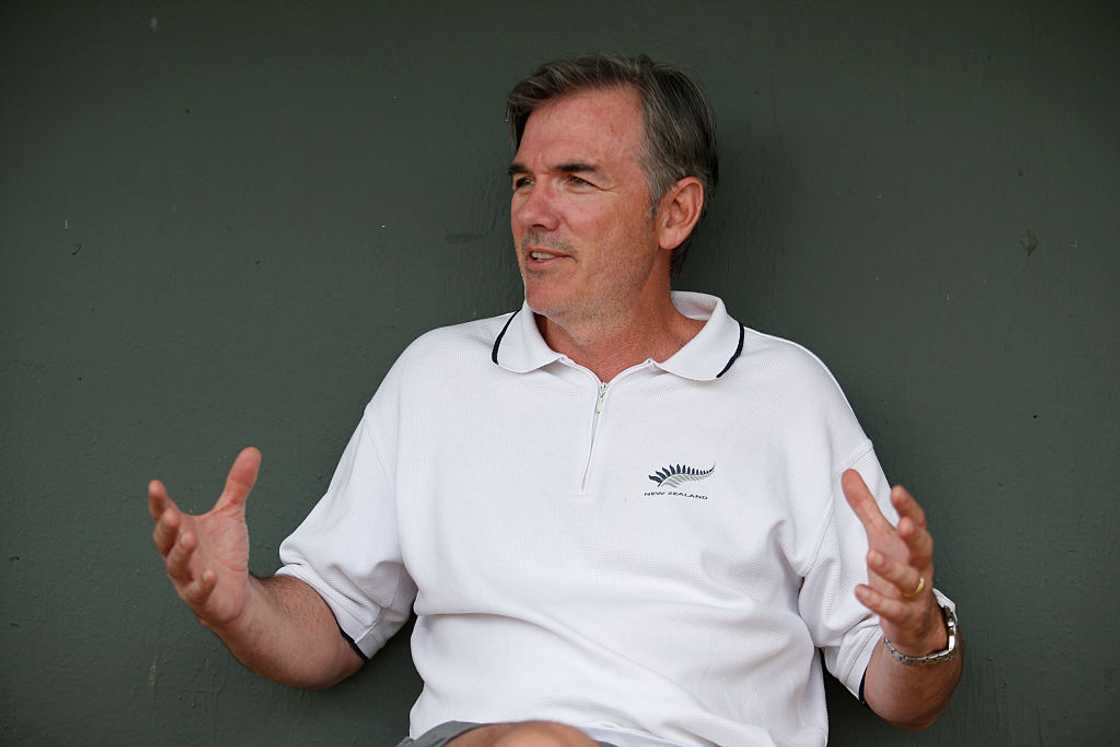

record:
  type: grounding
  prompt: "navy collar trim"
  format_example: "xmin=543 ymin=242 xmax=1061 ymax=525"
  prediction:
xmin=716 ymin=323 xmax=745 ymax=378
xmin=491 ymin=308 xmax=520 ymax=365
xmin=491 ymin=292 xmax=744 ymax=381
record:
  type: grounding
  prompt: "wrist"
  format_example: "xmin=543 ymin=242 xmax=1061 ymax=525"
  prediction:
xmin=208 ymin=576 xmax=262 ymax=644
xmin=892 ymin=600 xmax=949 ymax=656
xmin=883 ymin=602 xmax=959 ymax=665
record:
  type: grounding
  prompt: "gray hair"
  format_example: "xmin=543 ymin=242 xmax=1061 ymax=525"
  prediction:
xmin=505 ymin=54 xmax=719 ymax=275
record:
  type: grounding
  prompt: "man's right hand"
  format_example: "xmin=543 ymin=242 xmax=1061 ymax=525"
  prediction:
xmin=147 ymin=446 xmax=363 ymax=688
xmin=149 ymin=447 xmax=261 ymax=632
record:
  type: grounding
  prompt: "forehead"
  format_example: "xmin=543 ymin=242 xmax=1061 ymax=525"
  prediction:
xmin=516 ymin=87 xmax=644 ymax=166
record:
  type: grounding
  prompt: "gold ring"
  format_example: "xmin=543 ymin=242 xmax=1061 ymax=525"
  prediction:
xmin=903 ymin=576 xmax=926 ymax=599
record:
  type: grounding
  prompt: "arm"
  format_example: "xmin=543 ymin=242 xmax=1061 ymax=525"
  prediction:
xmin=862 ymin=619 xmax=963 ymax=729
xmin=212 ymin=574 xmax=363 ymax=689
xmin=842 ymin=470 xmax=963 ymax=729
xmin=148 ymin=447 xmax=363 ymax=689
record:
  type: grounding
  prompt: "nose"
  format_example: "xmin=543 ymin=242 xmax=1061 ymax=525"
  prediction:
xmin=512 ymin=180 xmax=560 ymax=234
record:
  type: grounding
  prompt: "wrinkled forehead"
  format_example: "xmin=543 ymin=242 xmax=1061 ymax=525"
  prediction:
xmin=516 ymin=87 xmax=645 ymax=166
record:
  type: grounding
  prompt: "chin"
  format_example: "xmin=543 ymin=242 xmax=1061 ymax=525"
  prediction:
xmin=524 ymin=290 xmax=575 ymax=324
xmin=524 ymin=292 xmax=560 ymax=318
xmin=523 ymin=279 xmax=562 ymax=311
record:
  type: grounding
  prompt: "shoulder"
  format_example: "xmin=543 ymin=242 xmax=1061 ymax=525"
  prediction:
xmin=729 ymin=327 xmax=867 ymax=444
xmin=374 ymin=310 xmax=516 ymax=399
xmin=740 ymin=329 xmax=851 ymax=401
xmin=395 ymin=312 xmax=513 ymax=368
xmin=362 ymin=310 xmax=515 ymax=423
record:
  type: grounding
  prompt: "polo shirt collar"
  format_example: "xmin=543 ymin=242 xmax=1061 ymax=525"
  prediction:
xmin=653 ymin=291 xmax=745 ymax=381
xmin=490 ymin=302 xmax=564 ymax=373
xmin=492 ymin=291 xmax=744 ymax=381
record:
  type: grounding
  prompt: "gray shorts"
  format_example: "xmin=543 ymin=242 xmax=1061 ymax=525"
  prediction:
xmin=396 ymin=720 xmax=618 ymax=747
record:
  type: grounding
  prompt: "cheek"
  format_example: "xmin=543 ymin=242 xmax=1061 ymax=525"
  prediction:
xmin=568 ymin=204 xmax=619 ymax=244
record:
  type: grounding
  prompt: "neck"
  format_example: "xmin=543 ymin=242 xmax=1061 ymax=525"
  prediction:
xmin=537 ymin=291 xmax=705 ymax=382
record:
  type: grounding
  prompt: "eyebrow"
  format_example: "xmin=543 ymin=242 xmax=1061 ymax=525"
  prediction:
xmin=507 ymin=161 xmax=605 ymax=178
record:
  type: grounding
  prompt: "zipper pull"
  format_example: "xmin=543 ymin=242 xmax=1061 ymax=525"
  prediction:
xmin=595 ymin=383 xmax=607 ymax=414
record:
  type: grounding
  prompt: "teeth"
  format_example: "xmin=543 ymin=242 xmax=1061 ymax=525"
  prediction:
xmin=530 ymin=251 xmax=556 ymax=260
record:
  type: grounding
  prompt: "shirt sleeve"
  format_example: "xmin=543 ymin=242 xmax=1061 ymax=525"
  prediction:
xmin=797 ymin=445 xmax=896 ymax=698
xmin=275 ymin=403 xmax=417 ymax=659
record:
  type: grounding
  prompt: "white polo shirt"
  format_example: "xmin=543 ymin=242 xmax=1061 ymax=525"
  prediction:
xmin=277 ymin=291 xmax=899 ymax=747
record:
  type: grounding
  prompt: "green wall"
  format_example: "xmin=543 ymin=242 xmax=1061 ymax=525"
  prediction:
xmin=2 ymin=2 xmax=1117 ymax=744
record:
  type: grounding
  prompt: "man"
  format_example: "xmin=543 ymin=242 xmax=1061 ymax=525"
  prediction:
xmin=148 ymin=55 xmax=962 ymax=747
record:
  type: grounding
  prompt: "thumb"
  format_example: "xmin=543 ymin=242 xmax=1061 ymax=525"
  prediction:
xmin=215 ymin=446 xmax=262 ymax=511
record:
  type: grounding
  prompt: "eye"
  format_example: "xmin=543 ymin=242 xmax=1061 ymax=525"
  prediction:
xmin=565 ymin=175 xmax=592 ymax=187
xmin=512 ymin=176 xmax=533 ymax=191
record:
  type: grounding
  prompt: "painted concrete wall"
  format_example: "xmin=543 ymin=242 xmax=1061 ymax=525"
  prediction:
xmin=2 ymin=1 xmax=1117 ymax=744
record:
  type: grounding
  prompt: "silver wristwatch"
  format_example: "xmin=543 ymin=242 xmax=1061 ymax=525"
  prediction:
xmin=882 ymin=602 xmax=959 ymax=666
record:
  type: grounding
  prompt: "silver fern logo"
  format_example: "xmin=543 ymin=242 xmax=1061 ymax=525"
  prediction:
xmin=648 ymin=463 xmax=715 ymax=489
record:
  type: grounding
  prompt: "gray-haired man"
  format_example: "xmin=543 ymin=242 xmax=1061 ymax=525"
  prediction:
xmin=148 ymin=55 xmax=962 ymax=747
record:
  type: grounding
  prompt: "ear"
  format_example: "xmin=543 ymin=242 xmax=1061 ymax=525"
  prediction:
xmin=655 ymin=177 xmax=705 ymax=252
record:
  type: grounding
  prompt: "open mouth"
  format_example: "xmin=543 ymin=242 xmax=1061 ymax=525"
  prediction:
xmin=526 ymin=249 xmax=571 ymax=265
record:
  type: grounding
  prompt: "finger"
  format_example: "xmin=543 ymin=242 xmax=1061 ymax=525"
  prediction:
xmin=148 ymin=480 xmax=176 ymax=521
xmin=890 ymin=485 xmax=927 ymax=529
xmin=181 ymin=569 xmax=217 ymax=607
xmin=165 ymin=528 xmax=197 ymax=583
xmin=841 ymin=469 xmax=892 ymax=534
xmin=152 ymin=507 xmax=181 ymax=556
xmin=868 ymin=549 xmax=922 ymax=598
xmin=899 ymin=518 xmax=935 ymax=568
xmin=216 ymin=447 xmax=261 ymax=511
xmin=855 ymin=584 xmax=912 ymax=625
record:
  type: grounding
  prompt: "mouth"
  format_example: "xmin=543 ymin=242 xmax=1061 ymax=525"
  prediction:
xmin=524 ymin=247 xmax=573 ymax=267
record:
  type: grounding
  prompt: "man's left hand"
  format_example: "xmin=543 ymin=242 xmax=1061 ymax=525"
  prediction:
xmin=842 ymin=469 xmax=946 ymax=655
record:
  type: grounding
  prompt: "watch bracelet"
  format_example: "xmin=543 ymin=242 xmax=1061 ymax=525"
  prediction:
xmin=882 ymin=603 xmax=959 ymax=666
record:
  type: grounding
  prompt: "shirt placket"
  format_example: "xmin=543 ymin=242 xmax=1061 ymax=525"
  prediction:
xmin=564 ymin=359 xmax=652 ymax=498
